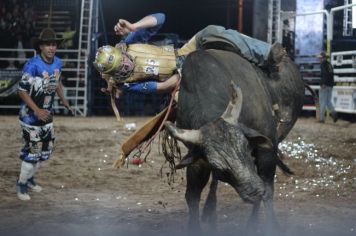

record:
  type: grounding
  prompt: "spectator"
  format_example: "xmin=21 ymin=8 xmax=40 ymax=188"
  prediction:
xmin=0 ymin=0 xmax=39 ymax=69
xmin=318 ymin=52 xmax=338 ymax=123
xmin=282 ymin=20 xmax=294 ymax=60
xmin=0 ymin=5 xmax=6 ymax=19
xmin=61 ymin=26 xmax=76 ymax=68
xmin=0 ymin=17 xmax=14 ymax=68
xmin=14 ymin=33 xmax=26 ymax=68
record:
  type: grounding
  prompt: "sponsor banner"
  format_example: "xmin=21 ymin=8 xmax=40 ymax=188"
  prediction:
xmin=332 ymin=87 xmax=356 ymax=113
xmin=0 ymin=70 xmax=22 ymax=97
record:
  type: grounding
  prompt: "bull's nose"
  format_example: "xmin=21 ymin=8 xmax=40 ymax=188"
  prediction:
xmin=240 ymin=186 xmax=265 ymax=203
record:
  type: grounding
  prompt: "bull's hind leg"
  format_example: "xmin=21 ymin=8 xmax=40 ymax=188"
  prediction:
xmin=185 ymin=159 xmax=211 ymax=234
xmin=201 ymin=171 xmax=218 ymax=229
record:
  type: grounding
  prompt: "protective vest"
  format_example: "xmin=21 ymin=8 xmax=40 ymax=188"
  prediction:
xmin=123 ymin=44 xmax=177 ymax=83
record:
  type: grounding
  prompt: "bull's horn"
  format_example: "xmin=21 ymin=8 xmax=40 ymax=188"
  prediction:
xmin=221 ymin=81 xmax=243 ymax=124
xmin=164 ymin=121 xmax=202 ymax=145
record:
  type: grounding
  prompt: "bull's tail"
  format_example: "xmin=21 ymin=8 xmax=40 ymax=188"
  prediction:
xmin=304 ymin=82 xmax=321 ymax=122
xmin=304 ymin=82 xmax=319 ymax=107
xmin=277 ymin=150 xmax=294 ymax=175
xmin=304 ymin=82 xmax=317 ymax=99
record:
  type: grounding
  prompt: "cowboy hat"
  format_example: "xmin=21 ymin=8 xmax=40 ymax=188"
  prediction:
xmin=317 ymin=51 xmax=328 ymax=58
xmin=32 ymin=28 xmax=64 ymax=51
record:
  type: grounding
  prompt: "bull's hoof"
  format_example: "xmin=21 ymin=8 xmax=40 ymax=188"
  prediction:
xmin=187 ymin=223 xmax=202 ymax=236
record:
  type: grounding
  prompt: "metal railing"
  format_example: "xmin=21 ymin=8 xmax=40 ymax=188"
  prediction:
xmin=301 ymin=51 xmax=356 ymax=114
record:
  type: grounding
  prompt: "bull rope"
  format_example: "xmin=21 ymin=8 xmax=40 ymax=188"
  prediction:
xmin=130 ymin=78 xmax=182 ymax=174
xmin=110 ymin=89 xmax=124 ymax=124
xmin=160 ymin=129 xmax=182 ymax=183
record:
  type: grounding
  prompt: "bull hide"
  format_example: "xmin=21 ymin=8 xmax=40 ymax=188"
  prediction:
xmin=165 ymin=49 xmax=304 ymax=235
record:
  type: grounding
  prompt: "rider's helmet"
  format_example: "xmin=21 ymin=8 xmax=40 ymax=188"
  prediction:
xmin=93 ymin=45 xmax=134 ymax=79
xmin=93 ymin=45 xmax=122 ymax=74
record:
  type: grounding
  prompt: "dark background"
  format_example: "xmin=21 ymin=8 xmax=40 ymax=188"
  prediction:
xmin=100 ymin=0 xmax=297 ymax=44
xmin=101 ymin=0 xmax=245 ymax=41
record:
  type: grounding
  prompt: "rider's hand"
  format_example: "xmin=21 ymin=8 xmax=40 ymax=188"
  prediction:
xmin=118 ymin=81 xmax=157 ymax=94
xmin=100 ymin=87 xmax=111 ymax=94
xmin=100 ymin=73 xmax=114 ymax=94
xmin=34 ymin=108 xmax=51 ymax=122
xmin=101 ymin=87 xmax=122 ymax=98
xmin=100 ymin=73 xmax=111 ymax=80
xmin=114 ymin=19 xmax=136 ymax=36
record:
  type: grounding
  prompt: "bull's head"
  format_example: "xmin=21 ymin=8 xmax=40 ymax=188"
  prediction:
xmin=164 ymin=82 xmax=273 ymax=202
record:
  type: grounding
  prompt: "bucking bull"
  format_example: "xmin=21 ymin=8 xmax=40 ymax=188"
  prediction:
xmin=163 ymin=48 xmax=304 ymax=234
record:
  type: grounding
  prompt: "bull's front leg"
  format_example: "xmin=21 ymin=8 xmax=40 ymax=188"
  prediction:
xmin=263 ymin=181 xmax=281 ymax=236
xmin=256 ymin=150 xmax=281 ymax=236
xmin=185 ymin=160 xmax=211 ymax=234
xmin=246 ymin=201 xmax=261 ymax=232
xmin=201 ymin=171 xmax=218 ymax=230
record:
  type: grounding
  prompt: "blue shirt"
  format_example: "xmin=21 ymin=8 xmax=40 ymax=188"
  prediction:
xmin=123 ymin=13 xmax=165 ymax=44
xmin=18 ymin=54 xmax=62 ymax=126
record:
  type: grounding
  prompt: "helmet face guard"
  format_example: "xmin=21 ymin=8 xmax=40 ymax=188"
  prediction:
xmin=93 ymin=45 xmax=134 ymax=81
xmin=115 ymin=51 xmax=134 ymax=79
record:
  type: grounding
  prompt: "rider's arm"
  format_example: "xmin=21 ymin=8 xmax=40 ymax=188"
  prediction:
xmin=121 ymin=13 xmax=166 ymax=44
xmin=156 ymin=74 xmax=180 ymax=93
xmin=130 ymin=13 xmax=165 ymax=32
xmin=119 ymin=73 xmax=180 ymax=94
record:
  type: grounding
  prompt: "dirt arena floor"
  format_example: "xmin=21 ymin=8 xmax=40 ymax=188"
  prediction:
xmin=0 ymin=115 xmax=355 ymax=236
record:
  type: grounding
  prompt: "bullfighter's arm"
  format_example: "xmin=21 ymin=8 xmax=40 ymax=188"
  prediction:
xmin=18 ymin=71 xmax=51 ymax=122
xmin=56 ymin=82 xmax=74 ymax=114
xmin=18 ymin=90 xmax=51 ymax=122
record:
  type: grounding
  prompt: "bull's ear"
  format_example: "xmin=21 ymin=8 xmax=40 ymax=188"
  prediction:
xmin=240 ymin=124 xmax=274 ymax=150
xmin=221 ymin=81 xmax=243 ymax=125
xmin=164 ymin=121 xmax=203 ymax=145
xmin=176 ymin=152 xmax=198 ymax=169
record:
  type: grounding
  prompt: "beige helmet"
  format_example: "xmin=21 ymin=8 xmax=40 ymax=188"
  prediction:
xmin=93 ymin=45 xmax=122 ymax=74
